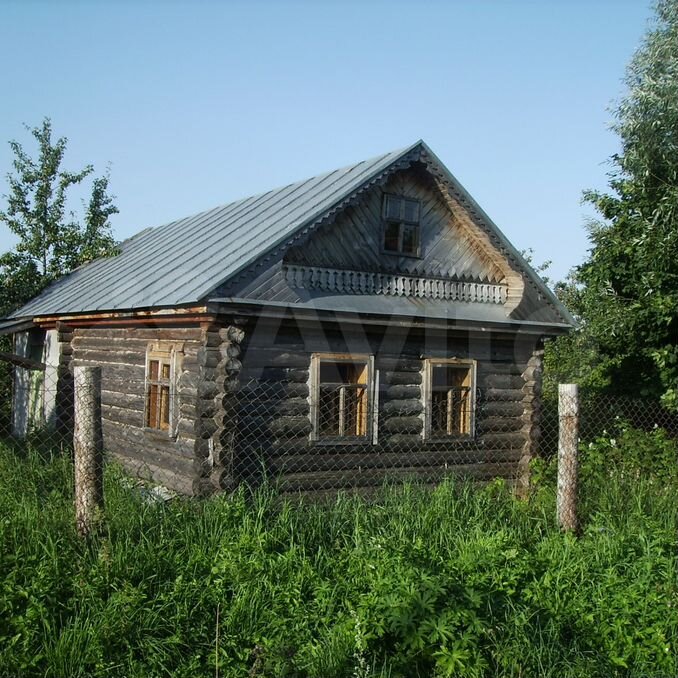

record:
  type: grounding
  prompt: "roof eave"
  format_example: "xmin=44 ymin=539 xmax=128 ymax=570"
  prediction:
xmin=207 ymin=297 xmax=573 ymax=336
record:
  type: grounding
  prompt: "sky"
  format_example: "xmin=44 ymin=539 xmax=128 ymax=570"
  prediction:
xmin=0 ymin=0 xmax=654 ymax=283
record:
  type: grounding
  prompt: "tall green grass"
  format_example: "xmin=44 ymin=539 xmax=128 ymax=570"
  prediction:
xmin=1 ymin=429 xmax=677 ymax=677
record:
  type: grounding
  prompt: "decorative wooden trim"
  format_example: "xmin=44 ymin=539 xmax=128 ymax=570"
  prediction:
xmin=216 ymin=148 xmax=422 ymax=294
xmin=284 ymin=265 xmax=507 ymax=304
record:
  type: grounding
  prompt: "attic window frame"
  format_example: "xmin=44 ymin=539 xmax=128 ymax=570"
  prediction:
xmin=381 ymin=194 xmax=422 ymax=258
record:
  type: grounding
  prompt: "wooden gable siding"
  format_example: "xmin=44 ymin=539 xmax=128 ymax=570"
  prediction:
xmin=70 ymin=326 xmax=203 ymax=495
xmin=284 ymin=164 xmax=506 ymax=282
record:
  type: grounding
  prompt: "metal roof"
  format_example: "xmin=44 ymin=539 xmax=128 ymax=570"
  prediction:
xmin=12 ymin=143 xmax=418 ymax=318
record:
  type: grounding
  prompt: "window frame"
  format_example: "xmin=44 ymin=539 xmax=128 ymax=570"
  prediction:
xmin=422 ymin=358 xmax=477 ymax=440
xmin=309 ymin=353 xmax=375 ymax=445
xmin=381 ymin=194 xmax=422 ymax=258
xmin=144 ymin=343 xmax=181 ymax=437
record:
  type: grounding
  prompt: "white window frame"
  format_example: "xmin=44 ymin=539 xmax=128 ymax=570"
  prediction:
xmin=422 ymin=358 xmax=477 ymax=440
xmin=144 ymin=342 xmax=182 ymax=437
xmin=309 ymin=353 xmax=375 ymax=444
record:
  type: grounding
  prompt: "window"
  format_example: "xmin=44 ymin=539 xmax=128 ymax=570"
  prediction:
xmin=145 ymin=344 xmax=180 ymax=434
xmin=311 ymin=354 xmax=373 ymax=442
xmin=424 ymin=359 xmax=476 ymax=438
xmin=382 ymin=194 xmax=421 ymax=256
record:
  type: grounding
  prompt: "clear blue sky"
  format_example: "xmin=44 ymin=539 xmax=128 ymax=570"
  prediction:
xmin=0 ymin=0 xmax=653 ymax=283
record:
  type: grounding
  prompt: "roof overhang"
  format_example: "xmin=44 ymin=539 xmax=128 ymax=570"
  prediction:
xmin=0 ymin=317 xmax=37 ymax=336
xmin=208 ymin=297 xmax=572 ymax=337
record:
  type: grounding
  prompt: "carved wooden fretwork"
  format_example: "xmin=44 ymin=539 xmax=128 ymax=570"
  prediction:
xmin=284 ymin=265 xmax=507 ymax=304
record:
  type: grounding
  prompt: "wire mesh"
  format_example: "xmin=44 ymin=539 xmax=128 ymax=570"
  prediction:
xmin=1 ymin=359 xmax=677 ymax=502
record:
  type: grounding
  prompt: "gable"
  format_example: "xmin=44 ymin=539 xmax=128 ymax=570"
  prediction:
xmin=284 ymin=163 xmax=507 ymax=283
xmin=221 ymin=159 xmax=533 ymax=320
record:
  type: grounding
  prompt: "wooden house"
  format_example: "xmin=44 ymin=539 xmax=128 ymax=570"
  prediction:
xmin=0 ymin=141 xmax=574 ymax=496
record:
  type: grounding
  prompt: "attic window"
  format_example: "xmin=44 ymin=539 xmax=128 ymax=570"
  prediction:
xmin=382 ymin=195 xmax=421 ymax=257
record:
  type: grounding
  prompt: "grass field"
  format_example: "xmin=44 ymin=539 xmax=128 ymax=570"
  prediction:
xmin=1 ymin=426 xmax=677 ymax=677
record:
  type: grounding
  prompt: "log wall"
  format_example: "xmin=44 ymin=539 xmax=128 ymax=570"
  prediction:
xmin=65 ymin=318 xmax=544 ymax=497
xmin=70 ymin=326 xmax=203 ymax=495
xmin=233 ymin=320 xmax=543 ymax=495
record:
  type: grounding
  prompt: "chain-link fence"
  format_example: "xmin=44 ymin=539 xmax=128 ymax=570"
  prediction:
xmin=1 ymin=360 xmax=677 ymax=509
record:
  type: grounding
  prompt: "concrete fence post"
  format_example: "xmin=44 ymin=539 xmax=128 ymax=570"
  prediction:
xmin=73 ymin=366 xmax=104 ymax=536
xmin=557 ymin=383 xmax=579 ymax=532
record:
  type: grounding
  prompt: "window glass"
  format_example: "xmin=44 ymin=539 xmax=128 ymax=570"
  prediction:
xmin=385 ymin=195 xmax=402 ymax=220
xmin=403 ymin=199 xmax=419 ymax=223
xmin=146 ymin=350 xmax=174 ymax=432
xmin=428 ymin=362 xmax=474 ymax=437
xmin=382 ymin=195 xmax=421 ymax=256
xmin=383 ymin=221 xmax=401 ymax=252
xmin=315 ymin=358 xmax=370 ymax=439
xmin=401 ymin=224 xmax=419 ymax=255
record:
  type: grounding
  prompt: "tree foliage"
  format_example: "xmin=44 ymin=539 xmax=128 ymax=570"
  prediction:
xmin=0 ymin=118 xmax=118 ymax=317
xmin=546 ymin=0 xmax=678 ymax=409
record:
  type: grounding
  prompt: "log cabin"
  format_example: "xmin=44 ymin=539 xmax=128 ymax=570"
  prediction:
xmin=0 ymin=140 xmax=574 ymax=496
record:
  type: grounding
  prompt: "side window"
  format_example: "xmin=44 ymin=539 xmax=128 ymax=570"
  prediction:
xmin=424 ymin=359 xmax=476 ymax=438
xmin=382 ymin=194 xmax=421 ymax=257
xmin=145 ymin=344 xmax=181 ymax=435
xmin=311 ymin=354 xmax=373 ymax=441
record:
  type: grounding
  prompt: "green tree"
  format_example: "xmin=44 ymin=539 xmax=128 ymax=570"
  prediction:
xmin=0 ymin=118 xmax=118 ymax=316
xmin=546 ymin=0 xmax=678 ymax=409
xmin=0 ymin=119 xmax=119 ymax=430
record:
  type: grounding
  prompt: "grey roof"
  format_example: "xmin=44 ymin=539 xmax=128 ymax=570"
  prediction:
xmin=7 ymin=139 xmax=575 ymax=328
xmin=13 ymin=144 xmax=416 ymax=318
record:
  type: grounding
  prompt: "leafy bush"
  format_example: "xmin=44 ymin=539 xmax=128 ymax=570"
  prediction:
xmin=0 ymin=435 xmax=677 ymax=677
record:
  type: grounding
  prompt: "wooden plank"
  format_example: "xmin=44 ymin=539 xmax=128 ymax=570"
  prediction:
xmin=241 ymin=349 xmax=310 ymax=369
xmin=277 ymin=462 xmax=518 ymax=492
xmin=375 ymin=357 xmax=423 ymax=372
xmin=479 ymin=401 xmax=525 ymax=418
xmin=382 ymin=384 xmax=421 ymax=400
xmin=483 ymin=388 xmax=524 ymax=402
xmin=269 ymin=448 xmax=522 ymax=474
xmin=102 ymin=419 xmax=195 ymax=460
xmin=381 ymin=399 xmax=423 ymax=416
xmin=380 ymin=371 xmax=422 ymax=385
xmin=478 ymin=431 xmax=526 ymax=448
xmin=0 ymin=352 xmax=45 ymax=370
xmin=239 ymin=367 xmax=309 ymax=383
xmin=74 ymin=327 xmax=202 ymax=341
xmin=101 ymin=403 xmax=144 ymax=428
xmin=71 ymin=336 xmax=151 ymax=350
xmin=481 ymin=374 xmax=524 ymax=390
xmin=71 ymin=348 xmax=146 ymax=366
xmin=101 ymin=390 xmax=145 ymax=410
xmin=477 ymin=416 xmax=524 ymax=434
xmin=381 ymin=416 xmax=423 ymax=434
xmin=239 ymin=381 xmax=309 ymax=399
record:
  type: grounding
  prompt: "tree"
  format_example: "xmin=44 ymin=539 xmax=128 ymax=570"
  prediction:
xmin=0 ymin=118 xmax=118 ymax=316
xmin=547 ymin=0 xmax=678 ymax=409
xmin=0 ymin=119 xmax=119 ymax=430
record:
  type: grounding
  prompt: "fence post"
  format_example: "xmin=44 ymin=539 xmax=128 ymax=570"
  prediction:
xmin=73 ymin=366 xmax=104 ymax=536
xmin=557 ymin=383 xmax=579 ymax=532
